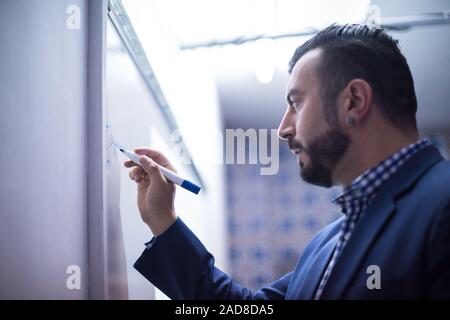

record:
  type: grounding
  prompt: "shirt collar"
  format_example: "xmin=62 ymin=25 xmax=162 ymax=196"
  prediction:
xmin=332 ymin=139 xmax=431 ymax=214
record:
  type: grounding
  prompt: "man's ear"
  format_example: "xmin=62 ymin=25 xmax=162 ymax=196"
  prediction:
xmin=342 ymin=79 xmax=373 ymax=128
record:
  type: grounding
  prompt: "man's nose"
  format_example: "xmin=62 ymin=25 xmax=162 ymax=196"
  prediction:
xmin=277 ymin=109 xmax=295 ymax=141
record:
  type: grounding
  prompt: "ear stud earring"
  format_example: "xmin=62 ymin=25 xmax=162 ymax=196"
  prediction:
xmin=346 ymin=116 xmax=356 ymax=127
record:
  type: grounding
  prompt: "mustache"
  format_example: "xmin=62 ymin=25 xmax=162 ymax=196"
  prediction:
xmin=288 ymin=138 xmax=304 ymax=151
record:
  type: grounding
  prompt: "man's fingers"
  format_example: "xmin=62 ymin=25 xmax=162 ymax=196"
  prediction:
xmin=134 ymin=147 xmax=177 ymax=173
xmin=131 ymin=166 xmax=145 ymax=177
xmin=129 ymin=166 xmax=146 ymax=182
xmin=124 ymin=160 xmax=137 ymax=168
xmin=138 ymin=155 xmax=158 ymax=174
xmin=138 ymin=155 xmax=167 ymax=184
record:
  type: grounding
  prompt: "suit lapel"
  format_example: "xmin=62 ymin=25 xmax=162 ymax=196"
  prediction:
xmin=319 ymin=145 xmax=443 ymax=299
xmin=296 ymin=232 xmax=339 ymax=299
xmin=319 ymin=192 xmax=395 ymax=299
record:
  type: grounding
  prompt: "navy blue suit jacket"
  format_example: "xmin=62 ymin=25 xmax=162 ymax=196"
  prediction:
xmin=134 ymin=145 xmax=450 ymax=299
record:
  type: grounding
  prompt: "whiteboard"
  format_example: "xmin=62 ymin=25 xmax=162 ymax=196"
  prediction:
xmin=102 ymin=0 xmax=228 ymax=300
xmin=105 ymin=17 xmax=208 ymax=299
xmin=105 ymin=20 xmax=169 ymax=299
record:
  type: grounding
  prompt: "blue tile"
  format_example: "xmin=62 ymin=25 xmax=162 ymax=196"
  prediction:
xmin=280 ymin=247 xmax=296 ymax=261
xmin=279 ymin=217 xmax=294 ymax=233
xmin=251 ymin=274 xmax=268 ymax=287
xmin=229 ymin=246 xmax=240 ymax=261
xmin=302 ymin=215 xmax=319 ymax=231
xmin=249 ymin=247 xmax=266 ymax=261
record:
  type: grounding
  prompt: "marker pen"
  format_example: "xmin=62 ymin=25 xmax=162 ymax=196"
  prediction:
xmin=119 ymin=148 xmax=201 ymax=194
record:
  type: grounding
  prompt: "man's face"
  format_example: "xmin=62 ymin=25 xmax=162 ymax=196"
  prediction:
xmin=278 ymin=49 xmax=350 ymax=187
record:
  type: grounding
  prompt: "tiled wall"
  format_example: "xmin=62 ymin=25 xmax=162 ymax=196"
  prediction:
xmin=226 ymin=142 xmax=341 ymax=291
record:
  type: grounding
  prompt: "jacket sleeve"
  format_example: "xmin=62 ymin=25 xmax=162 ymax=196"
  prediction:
xmin=426 ymin=198 xmax=450 ymax=299
xmin=134 ymin=217 xmax=291 ymax=300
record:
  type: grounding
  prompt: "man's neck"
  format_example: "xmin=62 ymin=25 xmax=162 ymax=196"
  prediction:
xmin=334 ymin=132 xmax=419 ymax=187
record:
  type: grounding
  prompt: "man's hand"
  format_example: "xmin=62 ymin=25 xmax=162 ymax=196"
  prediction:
xmin=124 ymin=147 xmax=177 ymax=236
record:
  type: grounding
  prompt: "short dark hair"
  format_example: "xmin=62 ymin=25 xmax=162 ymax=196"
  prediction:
xmin=289 ymin=23 xmax=417 ymax=130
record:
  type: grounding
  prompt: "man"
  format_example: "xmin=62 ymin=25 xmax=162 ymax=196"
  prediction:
xmin=124 ymin=24 xmax=450 ymax=299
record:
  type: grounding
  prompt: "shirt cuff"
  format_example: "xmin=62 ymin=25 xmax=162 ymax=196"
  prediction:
xmin=144 ymin=236 xmax=158 ymax=250
xmin=143 ymin=217 xmax=180 ymax=250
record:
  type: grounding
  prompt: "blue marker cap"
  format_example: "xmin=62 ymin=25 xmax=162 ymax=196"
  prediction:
xmin=181 ymin=180 xmax=201 ymax=194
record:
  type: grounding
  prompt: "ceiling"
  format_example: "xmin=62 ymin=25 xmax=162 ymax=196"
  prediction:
xmin=213 ymin=0 xmax=450 ymax=132
xmin=123 ymin=0 xmax=450 ymax=133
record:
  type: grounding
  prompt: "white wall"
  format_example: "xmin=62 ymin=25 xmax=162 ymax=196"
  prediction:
xmin=0 ymin=0 xmax=88 ymax=299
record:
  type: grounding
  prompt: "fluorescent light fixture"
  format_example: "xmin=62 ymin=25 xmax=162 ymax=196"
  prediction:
xmin=252 ymin=38 xmax=276 ymax=84
xmin=122 ymin=0 xmax=371 ymax=83
xmin=122 ymin=0 xmax=371 ymax=46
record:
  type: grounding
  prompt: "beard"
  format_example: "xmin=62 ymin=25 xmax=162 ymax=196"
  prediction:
xmin=289 ymin=124 xmax=350 ymax=188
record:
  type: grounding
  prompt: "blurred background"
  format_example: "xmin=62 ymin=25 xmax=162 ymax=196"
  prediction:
xmin=0 ymin=0 xmax=449 ymax=299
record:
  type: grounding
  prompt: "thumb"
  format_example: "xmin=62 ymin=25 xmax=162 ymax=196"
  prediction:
xmin=139 ymin=155 xmax=166 ymax=183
